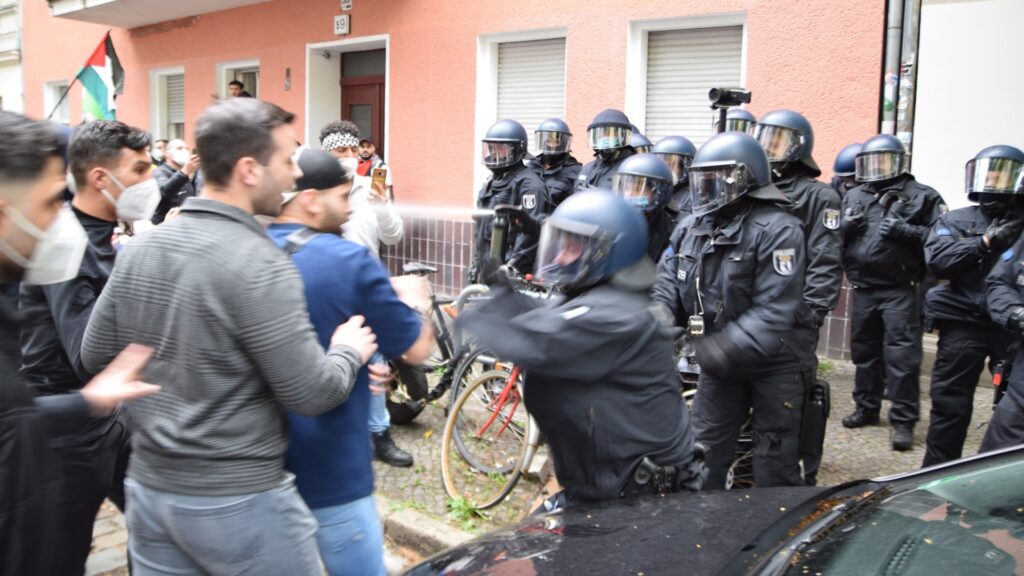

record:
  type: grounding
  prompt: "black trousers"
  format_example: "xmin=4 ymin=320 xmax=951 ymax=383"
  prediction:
xmin=51 ymin=415 xmax=131 ymax=576
xmin=693 ymin=370 xmax=808 ymax=489
xmin=980 ymin=392 xmax=1024 ymax=453
xmin=849 ymin=285 xmax=923 ymax=427
xmin=923 ymin=321 xmax=1011 ymax=467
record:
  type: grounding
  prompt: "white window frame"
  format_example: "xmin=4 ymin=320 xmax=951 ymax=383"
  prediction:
xmin=474 ymin=27 xmax=567 ymax=196
xmin=216 ymin=58 xmax=260 ymax=99
xmin=148 ymin=66 xmax=185 ymax=141
xmin=625 ymin=13 xmax=748 ymax=136
xmin=43 ymin=80 xmax=70 ymax=125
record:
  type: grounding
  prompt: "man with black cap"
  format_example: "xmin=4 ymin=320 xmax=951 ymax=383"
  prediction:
xmin=268 ymin=147 xmax=433 ymax=575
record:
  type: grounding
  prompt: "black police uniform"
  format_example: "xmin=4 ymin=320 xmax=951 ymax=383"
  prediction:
xmin=922 ymin=205 xmax=1018 ymax=466
xmin=574 ymin=148 xmax=636 ymax=192
xmin=841 ymin=175 xmax=946 ymax=429
xmin=458 ymin=283 xmax=696 ymax=505
xmin=646 ymin=208 xmax=674 ymax=262
xmin=774 ymin=168 xmax=843 ymax=326
xmin=473 ymin=163 xmax=550 ymax=277
xmin=980 ymin=234 xmax=1024 ymax=452
xmin=666 ymin=181 xmax=692 ymax=231
xmin=653 ymin=191 xmax=816 ymax=488
xmin=529 ymin=154 xmax=582 ymax=209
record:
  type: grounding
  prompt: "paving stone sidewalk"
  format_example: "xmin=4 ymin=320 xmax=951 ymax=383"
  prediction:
xmin=88 ymin=359 xmax=997 ymax=574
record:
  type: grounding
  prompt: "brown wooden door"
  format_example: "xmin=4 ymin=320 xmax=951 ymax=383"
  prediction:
xmin=341 ymin=75 xmax=384 ymax=153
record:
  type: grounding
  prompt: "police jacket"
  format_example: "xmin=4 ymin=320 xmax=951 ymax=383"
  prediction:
xmin=652 ymin=191 xmax=816 ymax=377
xmin=841 ymin=175 xmax=946 ymax=287
xmin=474 ymin=162 xmax=549 ymax=273
xmin=647 ymin=208 xmax=674 ymax=262
xmin=774 ymin=168 xmax=843 ymax=323
xmin=457 ymin=282 xmax=694 ymax=505
xmin=574 ymin=148 xmax=636 ymax=192
xmin=666 ymin=181 xmax=692 ymax=232
xmin=529 ymin=154 xmax=582 ymax=208
xmin=925 ymin=205 xmax=1019 ymax=326
xmin=18 ymin=206 xmax=118 ymax=442
xmin=985 ymin=234 xmax=1024 ymax=403
xmin=152 ymin=162 xmax=197 ymax=224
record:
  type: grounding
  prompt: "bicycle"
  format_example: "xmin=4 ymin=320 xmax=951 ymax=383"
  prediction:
xmin=440 ymin=363 xmax=544 ymax=510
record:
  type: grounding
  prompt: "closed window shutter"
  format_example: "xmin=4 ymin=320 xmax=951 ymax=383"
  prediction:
xmin=497 ymin=38 xmax=566 ymax=155
xmin=645 ymin=26 xmax=743 ymax=147
xmin=166 ymin=74 xmax=185 ymax=125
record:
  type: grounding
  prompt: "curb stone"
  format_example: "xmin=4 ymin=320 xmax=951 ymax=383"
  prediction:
xmin=377 ymin=495 xmax=474 ymax=560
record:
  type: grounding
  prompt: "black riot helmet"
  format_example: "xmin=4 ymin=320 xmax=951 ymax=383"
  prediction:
xmin=630 ymin=125 xmax=653 ymax=153
xmin=754 ymin=109 xmax=819 ymax=174
xmin=535 ymin=118 xmax=572 ymax=156
xmin=587 ymin=109 xmax=632 ymax=151
xmin=713 ymin=108 xmax=757 ymax=134
xmin=689 ymin=132 xmax=771 ymax=217
xmin=653 ymin=135 xmax=697 ymax=184
xmin=966 ymin=145 xmax=1024 ymax=217
xmin=611 ymin=153 xmax=674 ymax=213
xmin=855 ymin=134 xmax=908 ymax=183
xmin=482 ymin=119 xmax=528 ymax=170
xmin=833 ymin=143 xmax=862 ymax=177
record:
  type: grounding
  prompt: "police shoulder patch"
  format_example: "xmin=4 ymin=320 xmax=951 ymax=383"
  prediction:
xmin=936 ymin=227 xmax=952 ymax=237
xmin=822 ymin=208 xmax=840 ymax=230
xmin=522 ymin=194 xmax=536 ymax=210
xmin=677 ymin=269 xmax=688 ymax=282
xmin=773 ymin=248 xmax=796 ymax=276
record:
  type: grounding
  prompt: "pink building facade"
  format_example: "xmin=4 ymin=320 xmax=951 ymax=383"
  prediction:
xmin=23 ymin=0 xmax=886 ymax=359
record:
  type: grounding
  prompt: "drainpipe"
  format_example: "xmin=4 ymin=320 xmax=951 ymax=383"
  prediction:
xmin=880 ymin=0 xmax=905 ymax=136
xmin=896 ymin=0 xmax=923 ymax=168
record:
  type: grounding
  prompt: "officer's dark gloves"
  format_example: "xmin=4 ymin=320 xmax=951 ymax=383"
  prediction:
xmin=494 ymin=205 xmax=542 ymax=239
xmin=812 ymin=307 xmax=829 ymax=328
xmin=879 ymin=217 xmax=916 ymax=240
xmin=693 ymin=332 xmax=731 ymax=376
xmin=985 ymin=219 xmax=1024 ymax=253
xmin=478 ymin=257 xmax=513 ymax=290
xmin=842 ymin=209 xmax=866 ymax=238
xmin=1009 ymin=307 xmax=1024 ymax=336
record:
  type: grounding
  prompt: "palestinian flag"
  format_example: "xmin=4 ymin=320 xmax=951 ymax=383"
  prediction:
xmin=78 ymin=33 xmax=124 ymax=121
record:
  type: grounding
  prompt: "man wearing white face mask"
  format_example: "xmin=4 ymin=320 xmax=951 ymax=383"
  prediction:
xmin=18 ymin=119 xmax=156 ymax=575
xmin=0 ymin=111 xmax=161 ymax=575
xmin=152 ymin=138 xmax=198 ymax=224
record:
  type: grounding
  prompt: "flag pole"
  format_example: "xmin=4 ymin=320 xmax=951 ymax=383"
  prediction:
xmin=46 ymin=30 xmax=112 ymax=122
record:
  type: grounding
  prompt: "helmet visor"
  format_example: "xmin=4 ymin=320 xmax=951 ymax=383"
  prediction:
xmin=690 ymin=162 xmax=749 ymax=217
xmin=535 ymin=131 xmax=572 ymax=155
xmin=482 ymin=141 xmax=522 ymax=169
xmin=655 ymin=153 xmax=692 ymax=184
xmin=611 ymin=173 xmax=661 ymax=212
xmin=855 ymin=151 xmax=906 ymax=182
xmin=633 ymin=144 xmax=652 ymax=154
xmin=965 ymin=157 xmax=1024 ymax=196
xmin=754 ymin=124 xmax=804 ymax=162
xmin=534 ymin=220 xmax=614 ymax=289
xmin=714 ymin=118 xmax=755 ymax=135
xmin=588 ymin=126 xmax=632 ymax=151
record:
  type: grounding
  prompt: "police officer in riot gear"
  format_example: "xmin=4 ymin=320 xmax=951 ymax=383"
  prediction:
xmin=755 ymin=110 xmax=843 ymax=329
xmin=714 ymin=108 xmax=757 ymax=134
xmin=653 ymin=135 xmax=697 ymax=227
xmin=459 ymin=190 xmax=701 ymax=507
xmin=630 ymin=126 xmax=653 ymax=153
xmin=472 ymin=119 xmax=550 ymax=281
xmin=611 ymin=153 xmax=676 ymax=260
xmin=923 ymin=145 xmax=1024 ymax=466
xmin=528 ymin=118 xmax=582 ymax=208
xmin=840 ymin=134 xmax=947 ymax=451
xmin=832 ymin=143 xmax=862 ymax=197
xmin=574 ymin=109 xmax=636 ymax=191
xmin=653 ymin=132 xmax=815 ymax=488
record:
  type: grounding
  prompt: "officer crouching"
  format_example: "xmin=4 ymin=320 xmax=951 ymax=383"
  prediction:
xmin=458 ymin=191 xmax=702 ymax=508
xmin=652 ymin=132 xmax=816 ymax=489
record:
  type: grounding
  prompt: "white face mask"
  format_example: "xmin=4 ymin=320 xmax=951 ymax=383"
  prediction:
xmin=101 ymin=171 xmax=161 ymax=222
xmin=0 ymin=206 xmax=88 ymax=285
xmin=151 ymin=149 xmax=165 ymax=163
xmin=171 ymin=149 xmax=190 ymax=168
xmin=338 ymin=157 xmax=359 ymax=174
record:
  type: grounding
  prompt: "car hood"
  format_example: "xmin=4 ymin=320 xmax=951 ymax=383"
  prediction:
xmin=406 ymin=487 xmax=825 ymax=576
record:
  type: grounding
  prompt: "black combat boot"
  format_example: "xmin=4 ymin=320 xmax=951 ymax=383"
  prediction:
xmin=372 ymin=430 xmax=414 ymax=468
xmin=841 ymin=408 xmax=880 ymax=429
xmin=892 ymin=425 xmax=914 ymax=452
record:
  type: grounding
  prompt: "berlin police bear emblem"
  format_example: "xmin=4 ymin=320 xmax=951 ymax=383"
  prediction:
xmin=773 ymin=249 xmax=796 ymax=276
xmin=522 ymin=194 xmax=536 ymax=210
xmin=823 ymin=208 xmax=840 ymax=230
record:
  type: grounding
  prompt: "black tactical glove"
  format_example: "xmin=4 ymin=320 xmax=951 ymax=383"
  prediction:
xmin=1009 ymin=307 xmax=1024 ymax=336
xmin=477 ymin=257 xmax=512 ymax=290
xmin=693 ymin=332 xmax=731 ymax=376
xmin=494 ymin=205 xmax=541 ymax=238
xmin=985 ymin=219 xmax=1024 ymax=253
xmin=843 ymin=208 xmax=866 ymax=238
xmin=879 ymin=217 xmax=915 ymax=239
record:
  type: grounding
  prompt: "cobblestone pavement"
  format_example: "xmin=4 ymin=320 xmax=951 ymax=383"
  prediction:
xmin=89 ymin=359 xmax=998 ymax=572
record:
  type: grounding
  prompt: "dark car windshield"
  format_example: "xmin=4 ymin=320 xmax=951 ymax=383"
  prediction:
xmin=785 ymin=455 xmax=1024 ymax=575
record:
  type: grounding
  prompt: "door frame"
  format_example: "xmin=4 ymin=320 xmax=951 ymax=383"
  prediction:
xmin=305 ymin=35 xmax=389 ymax=159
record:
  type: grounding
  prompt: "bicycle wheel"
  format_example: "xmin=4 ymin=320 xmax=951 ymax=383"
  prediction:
xmin=446 ymin=347 xmax=500 ymax=411
xmin=441 ymin=370 xmax=529 ymax=509
xmin=725 ymin=417 xmax=755 ymax=490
